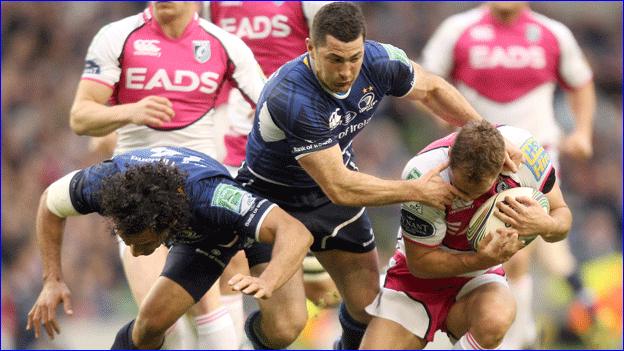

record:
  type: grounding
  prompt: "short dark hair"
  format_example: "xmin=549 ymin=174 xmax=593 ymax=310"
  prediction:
xmin=450 ymin=120 xmax=505 ymax=184
xmin=99 ymin=162 xmax=191 ymax=240
xmin=311 ymin=2 xmax=366 ymax=46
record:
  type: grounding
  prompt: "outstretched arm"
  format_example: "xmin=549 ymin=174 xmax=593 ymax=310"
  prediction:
xmin=26 ymin=190 xmax=74 ymax=340
xmin=229 ymin=206 xmax=313 ymax=299
xmin=560 ymin=81 xmax=596 ymax=159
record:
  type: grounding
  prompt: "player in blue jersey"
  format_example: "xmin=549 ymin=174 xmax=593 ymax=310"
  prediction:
xmin=24 ymin=146 xmax=313 ymax=349
xmin=236 ymin=2 xmax=521 ymax=350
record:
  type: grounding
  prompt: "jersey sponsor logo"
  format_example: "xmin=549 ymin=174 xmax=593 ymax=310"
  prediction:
xmin=469 ymin=45 xmax=546 ymax=69
xmin=219 ymin=15 xmax=291 ymax=39
xmin=133 ymin=39 xmax=161 ymax=57
xmin=337 ymin=117 xmax=372 ymax=139
xmin=358 ymin=92 xmax=378 ymax=113
xmin=84 ymin=60 xmax=101 ymax=74
xmin=406 ymin=168 xmax=422 ymax=180
xmin=400 ymin=209 xmax=435 ymax=237
xmin=125 ymin=68 xmax=221 ymax=94
xmin=469 ymin=25 xmax=494 ymax=41
xmin=292 ymin=138 xmax=333 ymax=154
xmin=193 ymin=40 xmax=211 ymax=63
xmin=212 ymin=183 xmax=256 ymax=215
xmin=341 ymin=111 xmax=358 ymax=126
xmin=520 ymin=137 xmax=550 ymax=181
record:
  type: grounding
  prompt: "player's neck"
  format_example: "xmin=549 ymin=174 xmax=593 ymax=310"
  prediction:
xmin=490 ymin=8 xmax=526 ymax=25
xmin=154 ymin=10 xmax=194 ymax=39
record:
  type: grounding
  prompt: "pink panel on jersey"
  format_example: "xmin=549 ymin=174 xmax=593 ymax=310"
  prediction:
xmin=117 ymin=8 xmax=231 ymax=130
xmin=211 ymin=1 xmax=309 ymax=76
xmin=451 ymin=9 xmax=561 ymax=103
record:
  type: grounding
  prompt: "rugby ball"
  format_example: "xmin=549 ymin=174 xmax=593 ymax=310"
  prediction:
xmin=466 ymin=187 xmax=550 ymax=251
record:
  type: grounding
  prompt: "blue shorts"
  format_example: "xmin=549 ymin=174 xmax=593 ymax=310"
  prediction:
xmin=236 ymin=166 xmax=376 ymax=267
xmin=161 ymin=242 xmax=238 ymax=301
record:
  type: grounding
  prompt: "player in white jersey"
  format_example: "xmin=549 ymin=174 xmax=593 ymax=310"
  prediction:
xmin=361 ymin=121 xmax=573 ymax=350
xmin=68 ymin=2 xmax=265 ymax=349
xmin=421 ymin=2 xmax=596 ymax=347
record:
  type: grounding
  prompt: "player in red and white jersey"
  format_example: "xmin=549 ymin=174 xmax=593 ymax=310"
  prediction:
xmin=68 ymin=3 xmax=265 ymax=349
xmin=203 ymin=1 xmax=332 ymax=175
xmin=361 ymin=121 xmax=572 ymax=350
xmin=421 ymin=3 xmax=596 ymax=347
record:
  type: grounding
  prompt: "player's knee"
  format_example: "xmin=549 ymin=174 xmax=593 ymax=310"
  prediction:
xmin=134 ymin=311 xmax=169 ymax=345
xmin=472 ymin=304 xmax=515 ymax=348
xmin=267 ymin=313 xmax=307 ymax=348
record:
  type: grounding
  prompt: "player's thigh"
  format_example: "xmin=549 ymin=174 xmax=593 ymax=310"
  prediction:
xmin=250 ymin=263 xmax=307 ymax=326
xmin=122 ymin=244 xmax=169 ymax=305
xmin=189 ymin=281 xmax=222 ymax=316
xmin=360 ymin=316 xmax=427 ymax=350
xmin=314 ymin=249 xmax=380 ymax=321
xmin=219 ymin=250 xmax=249 ymax=294
xmin=136 ymin=276 xmax=196 ymax=335
xmin=446 ymin=282 xmax=515 ymax=337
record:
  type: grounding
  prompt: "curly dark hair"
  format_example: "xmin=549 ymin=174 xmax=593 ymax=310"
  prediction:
xmin=99 ymin=162 xmax=191 ymax=240
xmin=450 ymin=120 xmax=505 ymax=184
xmin=311 ymin=2 xmax=366 ymax=46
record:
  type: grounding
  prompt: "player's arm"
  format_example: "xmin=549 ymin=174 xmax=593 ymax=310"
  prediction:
xmin=69 ymin=80 xmax=174 ymax=136
xmin=298 ymin=145 xmax=460 ymax=209
xmin=229 ymin=206 xmax=313 ymax=299
xmin=560 ymin=80 xmax=596 ymax=159
xmin=496 ymin=179 xmax=572 ymax=243
xmin=404 ymin=61 xmax=482 ymax=127
xmin=26 ymin=172 xmax=82 ymax=339
xmin=404 ymin=228 xmax=522 ymax=279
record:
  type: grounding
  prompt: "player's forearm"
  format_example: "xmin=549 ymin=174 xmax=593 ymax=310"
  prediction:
xmin=36 ymin=192 xmax=67 ymax=283
xmin=540 ymin=206 xmax=572 ymax=243
xmin=324 ymin=170 xmax=416 ymax=207
xmin=420 ymin=75 xmax=483 ymax=127
xmin=259 ymin=221 xmax=312 ymax=291
xmin=406 ymin=249 xmax=492 ymax=279
xmin=70 ymin=100 xmax=130 ymax=136
xmin=568 ymin=81 xmax=596 ymax=135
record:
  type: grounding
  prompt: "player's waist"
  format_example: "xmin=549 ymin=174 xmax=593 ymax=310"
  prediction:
xmin=236 ymin=164 xmax=330 ymax=210
xmin=391 ymin=249 xmax=502 ymax=279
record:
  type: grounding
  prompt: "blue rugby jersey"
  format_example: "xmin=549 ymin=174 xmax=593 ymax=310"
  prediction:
xmin=68 ymin=146 xmax=275 ymax=248
xmin=245 ymin=40 xmax=415 ymax=188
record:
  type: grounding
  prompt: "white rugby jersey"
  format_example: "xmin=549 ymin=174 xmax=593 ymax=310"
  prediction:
xmin=81 ymin=6 xmax=265 ymax=157
xmin=396 ymin=125 xmax=556 ymax=277
xmin=421 ymin=7 xmax=592 ymax=149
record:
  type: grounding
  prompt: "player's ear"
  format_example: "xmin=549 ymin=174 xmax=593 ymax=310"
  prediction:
xmin=306 ymin=38 xmax=314 ymax=55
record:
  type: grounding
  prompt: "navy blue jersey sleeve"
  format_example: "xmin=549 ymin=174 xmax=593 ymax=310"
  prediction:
xmin=266 ymin=77 xmax=337 ymax=158
xmin=70 ymin=161 xmax=118 ymax=214
xmin=189 ymin=177 xmax=276 ymax=244
xmin=366 ymin=41 xmax=415 ymax=97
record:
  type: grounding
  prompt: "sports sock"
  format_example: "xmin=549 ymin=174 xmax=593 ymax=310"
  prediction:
xmin=244 ymin=310 xmax=274 ymax=350
xmin=336 ymin=302 xmax=367 ymax=350
xmin=220 ymin=293 xmax=245 ymax=343
xmin=453 ymin=332 xmax=501 ymax=350
xmin=194 ymin=307 xmax=238 ymax=349
xmin=111 ymin=320 xmax=137 ymax=350
xmin=161 ymin=317 xmax=195 ymax=350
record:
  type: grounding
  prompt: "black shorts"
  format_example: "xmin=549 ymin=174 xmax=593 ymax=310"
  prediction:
xmin=161 ymin=243 xmax=238 ymax=302
xmin=237 ymin=167 xmax=376 ymax=267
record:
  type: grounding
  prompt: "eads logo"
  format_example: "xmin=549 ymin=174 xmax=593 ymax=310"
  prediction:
xmin=219 ymin=15 xmax=291 ymax=39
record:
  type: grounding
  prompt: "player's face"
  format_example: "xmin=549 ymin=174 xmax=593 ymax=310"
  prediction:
xmin=450 ymin=167 xmax=500 ymax=200
xmin=118 ymin=228 xmax=165 ymax=257
xmin=308 ymin=34 xmax=365 ymax=94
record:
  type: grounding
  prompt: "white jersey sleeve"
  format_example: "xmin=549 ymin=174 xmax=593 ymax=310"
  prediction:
xmin=399 ymin=150 xmax=449 ymax=247
xmin=499 ymin=125 xmax=555 ymax=192
xmin=420 ymin=8 xmax=482 ymax=77
xmin=46 ymin=171 xmax=81 ymax=218
xmin=302 ymin=1 xmax=334 ymax=29
xmin=532 ymin=12 xmax=593 ymax=88
xmin=82 ymin=14 xmax=144 ymax=87
xmin=199 ymin=19 xmax=266 ymax=105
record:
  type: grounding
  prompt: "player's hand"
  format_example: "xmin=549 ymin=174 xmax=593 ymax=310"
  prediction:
xmin=494 ymin=196 xmax=554 ymax=238
xmin=228 ymin=274 xmax=274 ymax=300
xmin=502 ymin=137 xmax=523 ymax=173
xmin=412 ymin=161 xmax=468 ymax=210
xmin=560 ymin=130 xmax=593 ymax=160
xmin=26 ymin=280 xmax=74 ymax=339
xmin=126 ymin=95 xmax=174 ymax=128
xmin=476 ymin=228 xmax=523 ymax=264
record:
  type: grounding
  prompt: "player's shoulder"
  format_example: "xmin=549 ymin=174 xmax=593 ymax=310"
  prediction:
xmin=527 ymin=10 xmax=575 ymax=41
xmin=402 ymin=146 xmax=450 ymax=181
xmin=265 ymin=54 xmax=315 ymax=99
xmin=95 ymin=11 xmax=146 ymax=40
xmin=364 ymin=40 xmax=408 ymax=64
xmin=436 ymin=7 xmax=486 ymax=33
xmin=497 ymin=125 xmax=534 ymax=148
xmin=197 ymin=17 xmax=252 ymax=52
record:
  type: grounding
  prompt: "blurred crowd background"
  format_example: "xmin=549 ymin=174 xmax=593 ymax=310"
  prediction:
xmin=2 ymin=2 xmax=621 ymax=349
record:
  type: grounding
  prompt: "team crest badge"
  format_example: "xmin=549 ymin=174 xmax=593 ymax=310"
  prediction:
xmin=525 ymin=24 xmax=541 ymax=43
xmin=193 ymin=40 xmax=211 ymax=63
